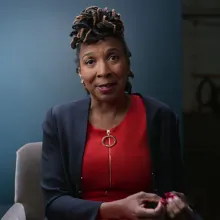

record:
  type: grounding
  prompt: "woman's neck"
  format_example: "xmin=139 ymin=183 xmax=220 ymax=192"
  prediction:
xmin=89 ymin=93 xmax=131 ymax=130
xmin=90 ymin=93 xmax=129 ymax=116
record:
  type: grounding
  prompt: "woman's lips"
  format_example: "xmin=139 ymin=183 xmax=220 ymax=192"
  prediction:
xmin=97 ymin=83 xmax=117 ymax=94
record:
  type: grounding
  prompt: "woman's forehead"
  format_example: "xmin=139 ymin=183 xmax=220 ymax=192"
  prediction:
xmin=80 ymin=37 xmax=124 ymax=56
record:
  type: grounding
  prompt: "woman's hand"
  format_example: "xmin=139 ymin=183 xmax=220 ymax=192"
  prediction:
xmin=165 ymin=191 xmax=195 ymax=219
xmin=118 ymin=191 xmax=165 ymax=220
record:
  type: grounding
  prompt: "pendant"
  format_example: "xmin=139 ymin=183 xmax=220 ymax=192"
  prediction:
xmin=102 ymin=129 xmax=117 ymax=148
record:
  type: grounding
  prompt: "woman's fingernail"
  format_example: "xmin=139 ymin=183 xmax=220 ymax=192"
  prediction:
xmin=173 ymin=196 xmax=179 ymax=200
xmin=167 ymin=198 xmax=173 ymax=203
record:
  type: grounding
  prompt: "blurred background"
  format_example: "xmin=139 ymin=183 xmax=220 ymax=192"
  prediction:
xmin=183 ymin=0 xmax=220 ymax=219
xmin=0 ymin=0 xmax=219 ymax=219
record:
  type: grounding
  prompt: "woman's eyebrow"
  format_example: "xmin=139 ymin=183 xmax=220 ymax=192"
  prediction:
xmin=106 ymin=48 xmax=120 ymax=53
xmin=82 ymin=52 xmax=94 ymax=59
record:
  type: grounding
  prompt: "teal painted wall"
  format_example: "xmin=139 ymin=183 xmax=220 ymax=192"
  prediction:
xmin=0 ymin=0 xmax=182 ymax=217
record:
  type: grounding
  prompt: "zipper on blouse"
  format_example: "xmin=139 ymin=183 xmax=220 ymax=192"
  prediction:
xmin=107 ymin=129 xmax=112 ymax=189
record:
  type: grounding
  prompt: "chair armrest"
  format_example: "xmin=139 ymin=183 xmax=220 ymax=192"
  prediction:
xmin=1 ymin=203 xmax=26 ymax=220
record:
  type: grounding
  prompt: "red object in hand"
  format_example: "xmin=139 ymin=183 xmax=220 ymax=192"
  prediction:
xmin=160 ymin=198 xmax=167 ymax=205
xmin=163 ymin=192 xmax=177 ymax=205
xmin=165 ymin=192 xmax=175 ymax=199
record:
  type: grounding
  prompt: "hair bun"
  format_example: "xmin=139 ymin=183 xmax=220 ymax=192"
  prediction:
xmin=70 ymin=6 xmax=124 ymax=49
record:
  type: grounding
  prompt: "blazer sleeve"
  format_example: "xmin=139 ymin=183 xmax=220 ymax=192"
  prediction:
xmin=41 ymin=108 xmax=102 ymax=220
xmin=159 ymin=108 xmax=204 ymax=220
xmin=159 ymin=108 xmax=185 ymax=193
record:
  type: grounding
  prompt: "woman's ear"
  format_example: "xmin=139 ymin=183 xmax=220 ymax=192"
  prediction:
xmin=129 ymin=70 xmax=134 ymax=78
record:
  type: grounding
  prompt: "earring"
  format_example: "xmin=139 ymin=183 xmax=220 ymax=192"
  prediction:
xmin=79 ymin=74 xmax=84 ymax=84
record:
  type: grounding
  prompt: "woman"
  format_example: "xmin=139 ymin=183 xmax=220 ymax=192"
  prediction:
xmin=41 ymin=6 xmax=198 ymax=220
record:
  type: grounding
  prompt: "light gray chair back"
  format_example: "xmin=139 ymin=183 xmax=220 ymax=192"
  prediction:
xmin=15 ymin=142 xmax=44 ymax=220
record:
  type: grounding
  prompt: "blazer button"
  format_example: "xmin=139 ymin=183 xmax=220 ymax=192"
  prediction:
xmin=78 ymin=190 xmax=82 ymax=194
xmin=81 ymin=176 xmax=83 ymax=180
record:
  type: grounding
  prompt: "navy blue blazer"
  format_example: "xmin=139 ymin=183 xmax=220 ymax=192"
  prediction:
xmin=41 ymin=93 xmax=184 ymax=220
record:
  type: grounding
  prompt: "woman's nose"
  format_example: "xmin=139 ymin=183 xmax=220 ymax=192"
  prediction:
xmin=97 ymin=60 xmax=111 ymax=77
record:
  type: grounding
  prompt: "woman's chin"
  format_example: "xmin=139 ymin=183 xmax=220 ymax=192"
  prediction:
xmin=96 ymin=93 xmax=119 ymax=102
xmin=92 ymin=89 xmax=121 ymax=102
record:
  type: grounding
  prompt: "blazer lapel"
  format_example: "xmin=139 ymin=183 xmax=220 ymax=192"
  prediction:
xmin=141 ymin=95 xmax=159 ymax=193
xmin=68 ymin=97 xmax=90 ymax=193
xmin=142 ymin=94 xmax=174 ymax=196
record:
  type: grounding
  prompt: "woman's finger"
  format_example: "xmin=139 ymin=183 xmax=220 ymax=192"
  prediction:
xmin=173 ymin=196 xmax=187 ymax=211
xmin=154 ymin=201 xmax=165 ymax=215
xmin=166 ymin=197 xmax=181 ymax=219
xmin=137 ymin=201 xmax=165 ymax=218
xmin=172 ymin=196 xmax=189 ymax=220
xmin=140 ymin=192 xmax=161 ymax=202
xmin=171 ymin=191 xmax=187 ymax=203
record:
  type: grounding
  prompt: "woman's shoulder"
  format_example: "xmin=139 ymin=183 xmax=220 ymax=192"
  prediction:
xmin=44 ymin=97 xmax=90 ymax=121
xmin=135 ymin=93 xmax=175 ymax=114
xmin=137 ymin=93 xmax=179 ymax=127
xmin=53 ymin=97 xmax=89 ymax=113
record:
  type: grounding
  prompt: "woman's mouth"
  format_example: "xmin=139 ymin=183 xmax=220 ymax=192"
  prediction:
xmin=97 ymin=83 xmax=117 ymax=94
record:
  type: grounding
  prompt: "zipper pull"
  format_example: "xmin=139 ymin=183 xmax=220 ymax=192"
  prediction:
xmin=107 ymin=129 xmax=110 ymax=136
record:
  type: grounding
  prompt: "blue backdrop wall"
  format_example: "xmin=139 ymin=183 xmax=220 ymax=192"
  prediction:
xmin=0 ymin=0 xmax=182 ymax=216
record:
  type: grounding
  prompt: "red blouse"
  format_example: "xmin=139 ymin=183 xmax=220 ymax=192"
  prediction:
xmin=81 ymin=95 xmax=152 ymax=219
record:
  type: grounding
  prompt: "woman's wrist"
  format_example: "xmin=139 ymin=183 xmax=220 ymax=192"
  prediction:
xmin=99 ymin=200 xmax=124 ymax=219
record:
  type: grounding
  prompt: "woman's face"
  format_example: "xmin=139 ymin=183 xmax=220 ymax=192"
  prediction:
xmin=79 ymin=37 xmax=130 ymax=102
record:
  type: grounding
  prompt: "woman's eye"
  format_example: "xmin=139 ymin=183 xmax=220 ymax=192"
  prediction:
xmin=85 ymin=59 xmax=95 ymax=65
xmin=109 ymin=55 xmax=119 ymax=61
